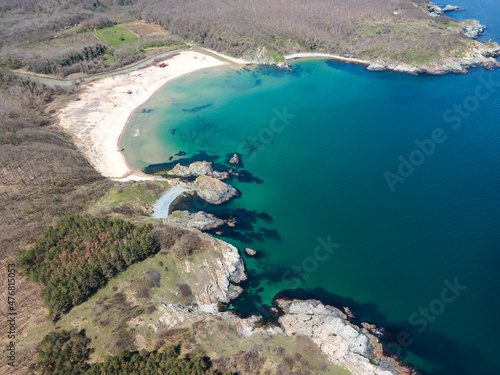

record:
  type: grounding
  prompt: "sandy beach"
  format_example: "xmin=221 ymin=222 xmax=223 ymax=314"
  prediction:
xmin=284 ymin=52 xmax=370 ymax=65
xmin=57 ymin=50 xmax=233 ymax=180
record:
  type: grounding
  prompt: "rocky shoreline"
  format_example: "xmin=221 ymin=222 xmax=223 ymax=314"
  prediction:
xmin=150 ymin=160 xmax=418 ymax=374
xmin=366 ymin=38 xmax=500 ymax=75
xmin=235 ymin=2 xmax=500 ymax=76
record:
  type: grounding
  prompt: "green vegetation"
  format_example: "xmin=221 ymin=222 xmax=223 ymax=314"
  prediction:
xmin=27 ymin=329 xmax=92 ymax=375
xmin=18 ymin=216 xmax=159 ymax=320
xmin=88 ymin=180 xmax=171 ymax=219
xmin=99 ymin=181 xmax=170 ymax=208
xmin=94 ymin=25 xmax=139 ymax=47
xmin=87 ymin=347 xmax=218 ymax=375
xmin=28 ymin=330 xmax=221 ymax=375
xmin=268 ymin=48 xmax=286 ymax=63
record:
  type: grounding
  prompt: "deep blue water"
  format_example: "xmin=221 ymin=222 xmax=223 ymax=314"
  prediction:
xmin=122 ymin=2 xmax=500 ymax=374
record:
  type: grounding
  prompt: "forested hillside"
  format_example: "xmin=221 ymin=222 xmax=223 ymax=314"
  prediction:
xmin=140 ymin=0 xmax=468 ymax=63
xmin=18 ymin=216 xmax=158 ymax=320
xmin=0 ymin=0 xmax=481 ymax=74
xmin=0 ymin=68 xmax=110 ymax=369
xmin=27 ymin=329 xmax=221 ymax=375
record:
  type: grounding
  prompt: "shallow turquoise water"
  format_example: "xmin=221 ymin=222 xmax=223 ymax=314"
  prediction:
xmin=121 ymin=5 xmax=500 ymax=374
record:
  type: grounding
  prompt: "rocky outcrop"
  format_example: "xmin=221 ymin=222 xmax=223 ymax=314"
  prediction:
xmin=425 ymin=2 xmax=444 ymax=17
xmin=462 ymin=19 xmax=486 ymax=39
xmin=169 ymin=175 xmax=239 ymax=205
xmin=195 ymin=237 xmax=247 ymax=313
xmin=425 ymin=2 xmax=463 ymax=16
xmin=442 ymin=4 xmax=464 ymax=12
xmin=167 ymin=161 xmax=228 ymax=180
xmin=367 ymin=40 xmax=500 ymax=75
xmin=166 ymin=210 xmax=225 ymax=231
xmin=244 ymin=248 xmax=258 ymax=256
xmin=241 ymin=46 xmax=292 ymax=70
xmin=228 ymin=153 xmax=240 ymax=165
xmin=276 ymin=299 xmax=415 ymax=375
xmin=193 ymin=176 xmax=238 ymax=204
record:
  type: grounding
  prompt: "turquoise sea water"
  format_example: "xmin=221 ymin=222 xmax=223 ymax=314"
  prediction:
xmin=121 ymin=3 xmax=500 ymax=374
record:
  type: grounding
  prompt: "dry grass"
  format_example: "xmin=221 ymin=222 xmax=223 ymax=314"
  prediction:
xmin=124 ymin=22 xmax=170 ymax=38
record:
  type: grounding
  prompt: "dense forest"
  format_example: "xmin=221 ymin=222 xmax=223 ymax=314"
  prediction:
xmin=17 ymin=215 xmax=158 ymax=319
xmin=28 ymin=329 xmax=222 ymax=375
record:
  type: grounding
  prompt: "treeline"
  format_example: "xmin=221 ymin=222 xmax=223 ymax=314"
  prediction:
xmin=28 ymin=329 xmax=222 ymax=375
xmin=139 ymin=0 xmax=466 ymax=62
xmin=18 ymin=215 xmax=159 ymax=320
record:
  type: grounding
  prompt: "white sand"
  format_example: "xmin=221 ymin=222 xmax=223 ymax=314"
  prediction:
xmin=284 ymin=52 xmax=370 ymax=65
xmin=58 ymin=51 xmax=229 ymax=180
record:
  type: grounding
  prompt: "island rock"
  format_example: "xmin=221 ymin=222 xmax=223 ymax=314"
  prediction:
xmin=228 ymin=153 xmax=240 ymax=165
xmin=194 ymin=175 xmax=239 ymax=205
xmin=244 ymin=248 xmax=258 ymax=256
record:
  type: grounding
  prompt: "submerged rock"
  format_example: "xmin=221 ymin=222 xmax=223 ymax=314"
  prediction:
xmin=166 ymin=210 xmax=225 ymax=230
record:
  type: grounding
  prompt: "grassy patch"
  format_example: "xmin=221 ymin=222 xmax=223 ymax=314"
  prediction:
xmin=443 ymin=21 xmax=461 ymax=28
xmin=94 ymin=25 xmax=139 ymax=47
xmin=88 ymin=180 xmax=170 ymax=218
xmin=104 ymin=53 xmax=117 ymax=64
xmin=124 ymin=22 xmax=168 ymax=38
xmin=268 ymin=48 xmax=286 ymax=63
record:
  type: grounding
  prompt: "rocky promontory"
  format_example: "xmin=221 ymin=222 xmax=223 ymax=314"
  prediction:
xmin=425 ymin=2 xmax=464 ymax=16
xmin=166 ymin=210 xmax=225 ymax=231
xmin=169 ymin=174 xmax=239 ymax=205
xmin=193 ymin=175 xmax=239 ymax=204
xmin=276 ymin=299 xmax=415 ymax=375
xmin=367 ymin=41 xmax=500 ymax=75
xmin=462 ymin=19 xmax=486 ymax=39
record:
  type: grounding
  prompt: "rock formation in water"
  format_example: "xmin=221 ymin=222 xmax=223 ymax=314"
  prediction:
xmin=194 ymin=176 xmax=238 ymax=204
xmin=228 ymin=153 xmax=240 ymax=165
xmin=170 ymin=175 xmax=239 ymax=205
xmin=244 ymin=248 xmax=258 ymax=256
xmin=166 ymin=210 xmax=225 ymax=231
xmin=442 ymin=4 xmax=464 ymax=12
xmin=167 ymin=161 xmax=228 ymax=180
